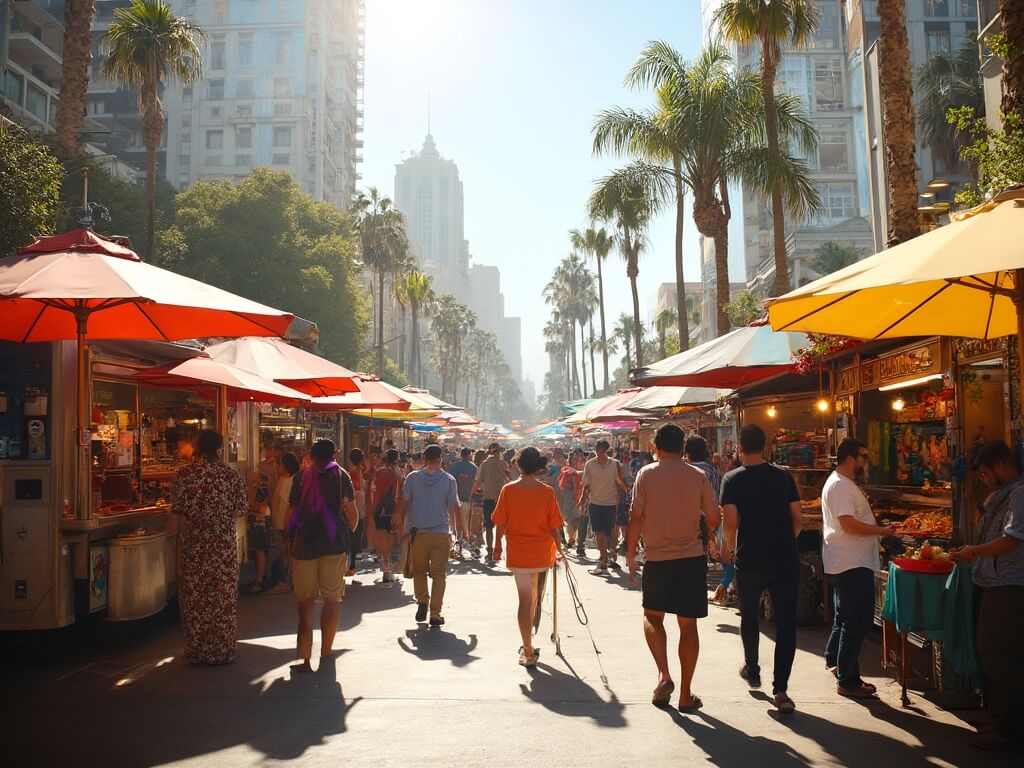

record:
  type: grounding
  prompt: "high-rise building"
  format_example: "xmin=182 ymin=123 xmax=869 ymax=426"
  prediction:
xmin=394 ymin=133 xmax=470 ymax=299
xmin=161 ymin=0 xmax=365 ymax=208
xmin=1 ymin=1 xmax=65 ymax=132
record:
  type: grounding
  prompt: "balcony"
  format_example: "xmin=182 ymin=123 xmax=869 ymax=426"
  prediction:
xmin=1 ymin=61 xmax=59 ymax=132
xmin=7 ymin=31 xmax=63 ymax=85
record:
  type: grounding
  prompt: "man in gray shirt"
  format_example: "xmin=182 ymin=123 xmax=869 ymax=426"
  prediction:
xmin=472 ymin=442 xmax=511 ymax=565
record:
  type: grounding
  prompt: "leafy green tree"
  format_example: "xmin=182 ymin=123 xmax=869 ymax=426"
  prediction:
xmin=99 ymin=0 xmax=205 ymax=260
xmin=614 ymin=312 xmax=637 ymax=372
xmin=158 ymin=169 xmax=367 ymax=365
xmin=655 ymin=307 xmax=678 ymax=360
xmin=915 ymin=38 xmax=984 ymax=171
xmin=430 ymin=295 xmax=476 ymax=402
xmin=404 ymin=270 xmax=435 ymax=387
xmin=947 ymin=108 xmax=1024 ymax=207
xmin=810 ymin=241 xmax=862 ymax=277
xmin=0 ymin=124 xmax=63 ymax=255
xmin=724 ymin=291 xmax=763 ymax=328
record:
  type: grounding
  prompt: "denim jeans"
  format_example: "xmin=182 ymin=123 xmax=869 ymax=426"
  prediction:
xmin=719 ymin=562 xmax=736 ymax=589
xmin=824 ymin=567 xmax=876 ymax=689
xmin=737 ymin=567 xmax=799 ymax=694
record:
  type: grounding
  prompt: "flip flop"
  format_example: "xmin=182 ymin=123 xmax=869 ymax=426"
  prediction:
xmin=677 ymin=695 xmax=703 ymax=713
xmin=652 ymin=679 xmax=675 ymax=707
xmin=518 ymin=647 xmax=540 ymax=667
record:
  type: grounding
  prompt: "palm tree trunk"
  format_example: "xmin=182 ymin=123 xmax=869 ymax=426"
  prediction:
xmin=579 ymin=322 xmax=588 ymax=399
xmin=760 ymin=60 xmax=791 ymax=297
xmin=142 ymin=87 xmax=162 ymax=261
xmin=659 ymin=330 xmax=666 ymax=361
xmin=878 ymin=0 xmax=920 ymax=245
xmin=409 ymin=308 xmax=418 ymax=382
xmin=673 ymin=157 xmax=690 ymax=349
xmin=588 ymin=318 xmax=597 ymax=394
xmin=54 ymin=0 xmax=96 ymax=160
xmin=628 ymin=251 xmax=643 ymax=369
xmin=713 ymin=221 xmax=731 ymax=336
xmin=1000 ymin=0 xmax=1024 ymax=131
xmin=624 ymin=338 xmax=632 ymax=373
xmin=377 ymin=271 xmax=385 ymax=376
xmin=569 ymin=329 xmax=579 ymax=399
xmin=596 ymin=256 xmax=609 ymax=390
xmin=398 ymin=302 xmax=407 ymax=375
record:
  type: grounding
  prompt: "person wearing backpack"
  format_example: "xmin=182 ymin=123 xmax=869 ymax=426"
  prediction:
xmin=373 ymin=449 xmax=403 ymax=583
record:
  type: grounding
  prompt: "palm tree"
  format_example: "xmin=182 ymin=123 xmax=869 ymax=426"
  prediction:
xmin=614 ymin=312 xmax=637 ymax=373
xmin=543 ymin=318 xmax=570 ymax=400
xmin=916 ymin=38 xmax=984 ymax=172
xmin=587 ymin=312 xmax=598 ymax=395
xmin=430 ymin=295 xmax=476 ymax=401
xmin=876 ymin=0 xmax=920 ymax=245
xmin=570 ymin=226 xmax=616 ymax=390
xmin=352 ymin=188 xmax=410 ymax=377
xmin=655 ymin=307 xmax=677 ymax=361
xmin=99 ymin=0 xmax=205 ymax=259
xmin=404 ymin=270 xmax=435 ymax=386
xmin=54 ymin=0 xmax=98 ymax=160
xmin=714 ymin=0 xmax=819 ymax=296
xmin=588 ymin=163 xmax=669 ymax=368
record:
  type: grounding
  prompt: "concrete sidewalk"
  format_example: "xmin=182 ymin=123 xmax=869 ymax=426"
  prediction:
xmin=4 ymin=554 xmax=1016 ymax=767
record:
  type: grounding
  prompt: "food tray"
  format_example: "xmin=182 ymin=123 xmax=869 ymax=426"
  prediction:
xmin=893 ymin=557 xmax=954 ymax=574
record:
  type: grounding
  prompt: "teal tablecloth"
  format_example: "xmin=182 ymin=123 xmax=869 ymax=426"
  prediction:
xmin=881 ymin=562 xmax=980 ymax=682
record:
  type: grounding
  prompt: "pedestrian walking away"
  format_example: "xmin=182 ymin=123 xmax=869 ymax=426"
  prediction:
xmin=821 ymin=438 xmax=894 ymax=699
xmin=287 ymin=439 xmax=359 ymax=673
xmin=449 ymin=447 xmax=478 ymax=559
xmin=268 ymin=451 xmax=301 ymax=592
xmin=473 ymin=442 xmax=512 ymax=565
xmin=685 ymin=435 xmax=730 ymax=606
xmin=171 ymin=429 xmax=247 ymax=665
xmin=492 ymin=447 xmax=566 ymax=667
xmin=402 ymin=444 xmax=460 ymax=626
xmin=627 ymin=424 xmax=720 ymax=712
xmin=951 ymin=440 xmax=1024 ymax=752
xmin=373 ymin=449 xmax=403 ymax=583
xmin=720 ymin=424 xmax=803 ymax=714
xmin=577 ymin=439 xmax=628 ymax=575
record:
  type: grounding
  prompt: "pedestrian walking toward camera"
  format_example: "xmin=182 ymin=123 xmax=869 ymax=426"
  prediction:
xmin=627 ymin=425 xmax=719 ymax=711
xmin=287 ymin=439 xmax=358 ymax=672
xmin=172 ymin=429 xmax=247 ymax=665
xmin=578 ymin=439 xmax=628 ymax=575
xmin=402 ymin=444 xmax=460 ymax=626
xmin=822 ymin=438 xmax=895 ymax=699
xmin=492 ymin=447 xmax=566 ymax=667
xmin=473 ymin=442 xmax=512 ymax=565
xmin=449 ymin=447 xmax=478 ymax=559
xmin=720 ymin=424 xmax=803 ymax=714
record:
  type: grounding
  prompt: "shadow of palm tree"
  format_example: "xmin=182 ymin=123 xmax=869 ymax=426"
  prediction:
xmin=397 ymin=628 xmax=480 ymax=667
xmin=518 ymin=661 xmax=627 ymax=728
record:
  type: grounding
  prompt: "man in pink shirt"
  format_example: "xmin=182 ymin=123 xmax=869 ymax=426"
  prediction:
xmin=627 ymin=424 xmax=720 ymax=713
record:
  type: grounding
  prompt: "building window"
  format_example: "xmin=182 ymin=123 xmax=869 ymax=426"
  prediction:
xmin=87 ymin=100 xmax=106 ymax=115
xmin=273 ymin=102 xmax=292 ymax=116
xmin=924 ymin=0 xmax=950 ymax=17
xmin=926 ymin=28 xmax=951 ymax=57
xmin=811 ymin=0 xmax=838 ymax=48
xmin=237 ymin=32 xmax=254 ymax=66
xmin=273 ymin=77 xmax=291 ymax=98
xmin=235 ymin=126 xmax=252 ymax=149
xmin=273 ymin=126 xmax=292 ymax=147
xmin=272 ymin=153 xmax=290 ymax=165
xmin=25 ymin=83 xmax=47 ymax=120
xmin=182 ymin=86 xmax=192 ymax=107
xmin=959 ymin=0 xmax=976 ymax=17
xmin=236 ymin=79 xmax=254 ymax=99
xmin=813 ymin=58 xmax=844 ymax=112
xmin=208 ymin=79 xmax=224 ymax=100
xmin=236 ymin=104 xmax=252 ymax=117
xmin=274 ymin=31 xmax=292 ymax=65
xmin=814 ymin=182 xmax=856 ymax=225
xmin=235 ymin=154 xmax=251 ymax=167
xmin=179 ymin=155 xmax=190 ymax=167
xmin=206 ymin=130 xmax=223 ymax=149
xmin=210 ymin=37 xmax=226 ymax=70
xmin=818 ymin=127 xmax=850 ymax=172
xmin=3 ymin=70 xmax=23 ymax=103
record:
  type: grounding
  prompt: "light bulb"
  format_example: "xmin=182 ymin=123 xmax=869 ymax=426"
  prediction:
xmin=892 ymin=397 xmax=905 ymax=412
xmin=767 ymin=406 xmax=778 ymax=418
xmin=816 ymin=398 xmax=830 ymax=413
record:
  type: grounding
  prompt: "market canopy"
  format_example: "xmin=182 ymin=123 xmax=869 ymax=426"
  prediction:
xmin=204 ymin=336 xmax=358 ymax=396
xmin=630 ymin=323 xmax=810 ymax=389
xmin=349 ymin=381 xmax=440 ymax=421
xmin=561 ymin=398 xmax=596 ymax=415
xmin=525 ymin=420 xmax=571 ymax=436
xmin=310 ymin=377 xmax=411 ymax=411
xmin=766 ymin=190 xmax=1024 ymax=342
xmin=137 ymin=356 xmax=312 ymax=404
xmin=402 ymin=387 xmax=461 ymax=410
xmin=565 ymin=388 xmax=644 ymax=425
xmin=622 ymin=385 xmax=732 ymax=413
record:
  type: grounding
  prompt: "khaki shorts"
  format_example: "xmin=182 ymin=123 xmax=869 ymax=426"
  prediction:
xmin=292 ymin=553 xmax=348 ymax=602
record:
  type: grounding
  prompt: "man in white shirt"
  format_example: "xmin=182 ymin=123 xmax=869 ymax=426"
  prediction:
xmin=821 ymin=438 xmax=895 ymax=699
xmin=578 ymin=439 xmax=628 ymax=575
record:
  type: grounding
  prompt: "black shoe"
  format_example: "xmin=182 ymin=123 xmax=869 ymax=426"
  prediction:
xmin=740 ymin=664 xmax=761 ymax=688
xmin=608 ymin=559 xmax=622 ymax=570
xmin=429 ymin=616 xmax=445 ymax=627
xmin=415 ymin=603 xmax=428 ymax=623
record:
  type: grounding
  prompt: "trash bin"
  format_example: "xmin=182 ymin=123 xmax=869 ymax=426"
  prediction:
xmin=108 ymin=530 xmax=167 ymax=620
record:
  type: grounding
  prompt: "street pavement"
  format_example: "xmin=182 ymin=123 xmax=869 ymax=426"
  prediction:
xmin=4 ymin=552 xmax=1017 ymax=768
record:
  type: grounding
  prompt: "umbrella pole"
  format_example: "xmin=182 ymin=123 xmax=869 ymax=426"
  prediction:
xmin=75 ymin=308 xmax=89 ymax=520
xmin=1016 ymin=270 xmax=1024 ymax=422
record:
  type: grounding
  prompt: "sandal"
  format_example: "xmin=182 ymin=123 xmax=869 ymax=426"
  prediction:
xmin=652 ymin=679 xmax=675 ymax=707
xmin=518 ymin=646 xmax=540 ymax=667
xmin=838 ymin=683 xmax=877 ymax=698
xmin=244 ymin=583 xmax=262 ymax=594
xmin=677 ymin=695 xmax=703 ymax=713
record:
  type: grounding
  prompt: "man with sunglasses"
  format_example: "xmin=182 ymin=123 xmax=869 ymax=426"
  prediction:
xmin=821 ymin=438 xmax=895 ymax=698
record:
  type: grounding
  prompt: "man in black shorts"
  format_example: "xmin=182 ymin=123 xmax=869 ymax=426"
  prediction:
xmin=720 ymin=424 xmax=803 ymax=714
xmin=578 ymin=439 xmax=628 ymax=575
xmin=627 ymin=424 xmax=719 ymax=711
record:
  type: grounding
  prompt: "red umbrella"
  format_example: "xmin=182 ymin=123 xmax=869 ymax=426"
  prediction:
xmin=0 ymin=228 xmax=294 ymax=518
xmin=310 ymin=378 xmax=412 ymax=411
xmin=203 ymin=336 xmax=359 ymax=396
xmin=137 ymin=357 xmax=312 ymax=404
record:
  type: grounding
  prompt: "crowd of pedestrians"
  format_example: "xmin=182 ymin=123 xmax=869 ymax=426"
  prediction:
xmin=168 ymin=423 xmax=1022 ymax=752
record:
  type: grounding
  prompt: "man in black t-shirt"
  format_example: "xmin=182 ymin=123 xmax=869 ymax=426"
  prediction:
xmin=719 ymin=424 xmax=802 ymax=715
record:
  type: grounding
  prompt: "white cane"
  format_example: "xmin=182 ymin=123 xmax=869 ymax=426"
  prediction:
xmin=551 ymin=560 xmax=561 ymax=655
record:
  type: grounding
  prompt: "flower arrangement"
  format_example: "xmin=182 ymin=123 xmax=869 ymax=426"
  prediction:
xmin=792 ymin=334 xmax=862 ymax=375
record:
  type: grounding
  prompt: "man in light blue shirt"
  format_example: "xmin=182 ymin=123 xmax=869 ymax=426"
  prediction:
xmin=402 ymin=444 xmax=459 ymax=625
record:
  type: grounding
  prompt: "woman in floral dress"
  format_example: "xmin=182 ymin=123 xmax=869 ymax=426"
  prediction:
xmin=171 ymin=429 xmax=247 ymax=665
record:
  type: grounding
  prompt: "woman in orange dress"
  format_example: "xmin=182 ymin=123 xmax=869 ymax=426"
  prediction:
xmin=492 ymin=447 xmax=565 ymax=667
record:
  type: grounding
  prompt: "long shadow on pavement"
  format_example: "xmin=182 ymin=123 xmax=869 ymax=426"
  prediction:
xmin=662 ymin=707 xmax=811 ymax=767
xmin=397 ymin=627 xmax=480 ymax=666
xmin=519 ymin=661 xmax=627 ymax=728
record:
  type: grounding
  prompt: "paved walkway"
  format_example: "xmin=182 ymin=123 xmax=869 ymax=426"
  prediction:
xmin=4 ymin=554 xmax=1016 ymax=767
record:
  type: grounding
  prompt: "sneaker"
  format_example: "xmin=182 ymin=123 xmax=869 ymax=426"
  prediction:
xmin=739 ymin=664 xmax=761 ymax=688
xmin=415 ymin=603 xmax=428 ymax=623
xmin=381 ymin=572 xmax=392 ymax=583
xmin=608 ymin=559 xmax=622 ymax=570
xmin=589 ymin=565 xmax=609 ymax=576
xmin=774 ymin=692 xmax=796 ymax=714
xmin=576 ymin=548 xmax=587 ymax=559
xmin=429 ymin=616 xmax=445 ymax=627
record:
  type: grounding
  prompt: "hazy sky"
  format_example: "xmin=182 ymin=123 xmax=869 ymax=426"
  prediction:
xmin=362 ymin=0 xmax=745 ymax=394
